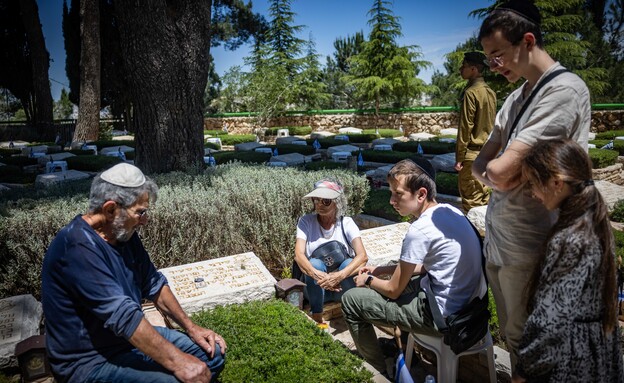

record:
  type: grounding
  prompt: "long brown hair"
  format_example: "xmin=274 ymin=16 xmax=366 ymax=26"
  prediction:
xmin=522 ymin=139 xmax=617 ymax=333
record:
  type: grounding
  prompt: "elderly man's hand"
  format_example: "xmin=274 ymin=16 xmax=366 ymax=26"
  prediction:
xmin=172 ymin=352 xmax=212 ymax=383
xmin=187 ymin=325 xmax=227 ymax=359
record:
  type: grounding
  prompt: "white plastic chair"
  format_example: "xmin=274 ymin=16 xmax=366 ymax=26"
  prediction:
xmin=404 ymin=330 xmax=496 ymax=383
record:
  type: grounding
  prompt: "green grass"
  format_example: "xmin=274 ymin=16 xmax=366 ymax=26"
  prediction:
xmin=192 ymin=300 xmax=373 ymax=383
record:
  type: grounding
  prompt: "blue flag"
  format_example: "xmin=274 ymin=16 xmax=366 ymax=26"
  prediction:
xmin=394 ymin=352 xmax=414 ymax=383
xmin=312 ymin=139 xmax=321 ymax=149
xmin=357 ymin=151 xmax=364 ymax=166
xmin=417 ymin=143 xmax=424 ymax=155
xmin=273 ymin=148 xmax=279 ymax=156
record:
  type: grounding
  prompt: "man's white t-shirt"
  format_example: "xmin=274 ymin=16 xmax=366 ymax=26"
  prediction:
xmin=401 ymin=204 xmax=486 ymax=317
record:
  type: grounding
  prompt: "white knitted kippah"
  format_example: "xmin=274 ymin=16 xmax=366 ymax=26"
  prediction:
xmin=100 ymin=163 xmax=146 ymax=187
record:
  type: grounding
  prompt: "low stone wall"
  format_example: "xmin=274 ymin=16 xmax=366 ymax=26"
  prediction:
xmin=593 ymin=163 xmax=624 ymax=185
xmin=205 ymin=110 xmax=623 ymax=135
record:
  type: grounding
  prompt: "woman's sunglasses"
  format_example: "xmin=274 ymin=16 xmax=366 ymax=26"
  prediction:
xmin=312 ymin=198 xmax=333 ymax=206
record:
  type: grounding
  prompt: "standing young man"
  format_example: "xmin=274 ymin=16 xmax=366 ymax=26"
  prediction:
xmin=455 ymin=51 xmax=497 ymax=212
xmin=341 ymin=159 xmax=485 ymax=378
xmin=472 ymin=0 xmax=590 ymax=374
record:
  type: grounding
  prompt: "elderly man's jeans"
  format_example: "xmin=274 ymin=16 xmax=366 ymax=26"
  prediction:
xmin=84 ymin=326 xmax=225 ymax=383
xmin=304 ymin=257 xmax=355 ymax=314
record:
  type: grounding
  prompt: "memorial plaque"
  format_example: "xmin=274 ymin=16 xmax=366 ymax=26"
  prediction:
xmin=160 ymin=252 xmax=277 ymax=315
xmin=0 ymin=295 xmax=42 ymax=369
xmin=359 ymin=222 xmax=410 ymax=267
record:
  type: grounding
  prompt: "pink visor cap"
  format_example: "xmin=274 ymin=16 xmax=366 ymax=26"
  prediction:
xmin=303 ymin=180 xmax=343 ymax=200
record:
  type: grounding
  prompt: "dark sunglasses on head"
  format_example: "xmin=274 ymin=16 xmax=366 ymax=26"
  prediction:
xmin=312 ymin=198 xmax=333 ymax=206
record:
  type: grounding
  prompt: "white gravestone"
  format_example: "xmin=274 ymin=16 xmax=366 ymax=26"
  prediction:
xmin=159 ymin=252 xmax=277 ymax=315
xmin=0 ymin=295 xmax=42 ymax=369
xmin=35 ymin=170 xmax=90 ymax=187
xmin=360 ymin=222 xmax=411 ymax=267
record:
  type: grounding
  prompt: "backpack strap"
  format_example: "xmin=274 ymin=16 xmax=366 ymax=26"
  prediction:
xmin=505 ymin=69 xmax=569 ymax=146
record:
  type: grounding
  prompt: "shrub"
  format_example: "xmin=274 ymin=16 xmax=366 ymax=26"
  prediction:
xmin=192 ymin=300 xmax=373 ymax=383
xmin=393 ymin=141 xmax=455 ymax=155
xmin=65 ymin=155 xmax=123 ymax=172
xmin=304 ymin=161 xmax=346 ymax=171
xmin=0 ymin=165 xmax=369 ymax=299
xmin=345 ymin=133 xmax=379 ymax=143
xmin=68 ymin=149 xmax=96 ymax=156
xmin=269 ymin=144 xmax=315 ymax=156
xmin=590 ymin=139 xmax=612 ymax=148
xmin=204 ymin=129 xmax=229 ymax=136
xmin=0 ymin=156 xmax=37 ymax=167
xmin=92 ymin=140 xmax=135 ymax=150
xmin=0 ymin=148 xmax=21 ymax=156
xmin=205 ymin=141 xmax=221 ymax=150
xmin=305 ymin=137 xmax=345 ymax=148
xmin=591 ymin=139 xmax=624 ymax=155
xmin=595 ymin=129 xmax=624 ymax=140
xmin=588 ymin=148 xmax=619 ymax=168
xmin=356 ymin=150 xmax=413 ymax=164
xmin=611 ymin=200 xmax=624 ymax=223
xmin=362 ymin=188 xmax=408 ymax=222
xmin=220 ymin=134 xmax=256 ymax=146
xmin=265 ymin=126 xmax=312 ymax=136
xmin=0 ymin=165 xmax=36 ymax=184
xmin=212 ymin=151 xmax=270 ymax=165
xmin=362 ymin=129 xmax=402 ymax=138
xmin=436 ymin=172 xmax=459 ymax=196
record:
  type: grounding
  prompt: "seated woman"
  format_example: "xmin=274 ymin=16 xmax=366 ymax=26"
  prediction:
xmin=295 ymin=178 xmax=368 ymax=324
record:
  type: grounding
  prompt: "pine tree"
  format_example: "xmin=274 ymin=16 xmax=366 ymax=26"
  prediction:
xmin=345 ymin=0 xmax=429 ymax=116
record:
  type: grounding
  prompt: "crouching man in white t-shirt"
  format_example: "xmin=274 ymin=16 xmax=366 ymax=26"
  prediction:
xmin=341 ymin=158 xmax=487 ymax=377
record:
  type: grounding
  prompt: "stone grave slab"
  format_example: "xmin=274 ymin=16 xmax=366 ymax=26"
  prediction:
xmin=596 ymin=180 xmax=624 ymax=212
xmin=338 ymin=127 xmax=362 ymax=134
xmin=36 ymin=152 xmax=76 ymax=166
xmin=234 ymin=142 xmax=263 ymax=152
xmin=276 ymin=136 xmax=304 ymax=145
xmin=204 ymin=148 xmax=219 ymax=155
xmin=310 ymin=131 xmax=335 ymax=140
xmin=35 ymin=170 xmax=90 ymax=187
xmin=327 ymin=144 xmax=359 ymax=157
xmin=21 ymin=145 xmax=48 ymax=156
xmin=409 ymin=133 xmax=436 ymax=141
xmin=365 ymin=164 xmax=394 ymax=186
xmin=439 ymin=128 xmax=458 ymax=136
xmin=0 ymin=294 xmax=42 ymax=369
xmin=271 ymin=153 xmax=305 ymax=166
xmin=159 ymin=252 xmax=277 ymax=315
xmin=360 ymin=222 xmax=411 ymax=267
xmin=0 ymin=141 xmax=28 ymax=149
xmin=100 ymin=145 xmax=134 ymax=155
xmin=430 ymin=153 xmax=456 ymax=173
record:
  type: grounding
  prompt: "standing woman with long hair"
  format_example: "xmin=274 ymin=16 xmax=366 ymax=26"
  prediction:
xmin=513 ymin=139 xmax=623 ymax=382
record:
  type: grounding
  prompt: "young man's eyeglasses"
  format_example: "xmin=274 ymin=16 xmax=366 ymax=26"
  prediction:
xmin=484 ymin=43 xmax=517 ymax=69
xmin=312 ymin=198 xmax=333 ymax=206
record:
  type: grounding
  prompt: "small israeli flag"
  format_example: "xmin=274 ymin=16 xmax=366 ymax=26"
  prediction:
xmin=417 ymin=143 xmax=424 ymax=155
xmin=312 ymin=139 xmax=321 ymax=150
xmin=357 ymin=151 xmax=364 ymax=166
xmin=394 ymin=352 xmax=414 ymax=383
xmin=273 ymin=148 xmax=279 ymax=156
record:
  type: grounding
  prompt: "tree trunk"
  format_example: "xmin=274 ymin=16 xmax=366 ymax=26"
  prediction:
xmin=73 ymin=0 xmax=101 ymax=144
xmin=114 ymin=0 xmax=212 ymax=173
xmin=19 ymin=0 xmax=54 ymax=130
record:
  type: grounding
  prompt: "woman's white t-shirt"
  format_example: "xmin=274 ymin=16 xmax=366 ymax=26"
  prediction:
xmin=296 ymin=214 xmax=361 ymax=258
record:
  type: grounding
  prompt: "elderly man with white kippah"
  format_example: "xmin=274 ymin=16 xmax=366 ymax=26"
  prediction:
xmin=42 ymin=163 xmax=226 ymax=383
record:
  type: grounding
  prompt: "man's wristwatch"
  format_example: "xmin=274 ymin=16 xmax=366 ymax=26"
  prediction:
xmin=364 ymin=274 xmax=374 ymax=288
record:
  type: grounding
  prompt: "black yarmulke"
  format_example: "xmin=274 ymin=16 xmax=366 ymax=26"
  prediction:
xmin=463 ymin=51 xmax=487 ymax=66
xmin=497 ymin=0 xmax=541 ymax=25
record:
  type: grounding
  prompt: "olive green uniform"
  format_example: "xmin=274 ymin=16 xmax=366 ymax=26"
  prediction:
xmin=456 ymin=77 xmax=496 ymax=212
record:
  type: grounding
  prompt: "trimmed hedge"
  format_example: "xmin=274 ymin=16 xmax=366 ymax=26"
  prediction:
xmin=362 ymin=188 xmax=407 ymax=222
xmin=436 ymin=172 xmax=459 ymax=196
xmin=212 ymin=151 xmax=271 ymax=165
xmin=0 ymin=148 xmax=21 ymax=156
xmin=393 ymin=141 xmax=455 ymax=154
xmin=68 ymin=149 xmax=96 ymax=156
xmin=192 ymin=300 xmax=373 ymax=383
xmin=589 ymin=148 xmax=619 ymax=168
xmin=220 ymin=134 xmax=256 ymax=146
xmin=0 ymin=156 xmax=37 ymax=167
xmin=268 ymin=144 xmax=315 ymax=156
xmin=0 ymin=165 xmax=36 ymax=184
xmin=590 ymin=139 xmax=624 ymax=155
xmin=345 ymin=133 xmax=379 ymax=143
xmin=204 ymin=129 xmax=229 ymax=136
xmin=362 ymin=129 xmax=403 ymax=138
xmin=595 ymin=129 xmax=624 ymax=140
xmin=92 ymin=140 xmax=135 ymax=150
xmin=305 ymin=137 xmax=347 ymax=148
xmin=205 ymin=141 xmax=221 ymax=150
xmin=355 ymin=149 xmax=414 ymax=164
xmin=65 ymin=155 xmax=123 ymax=172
